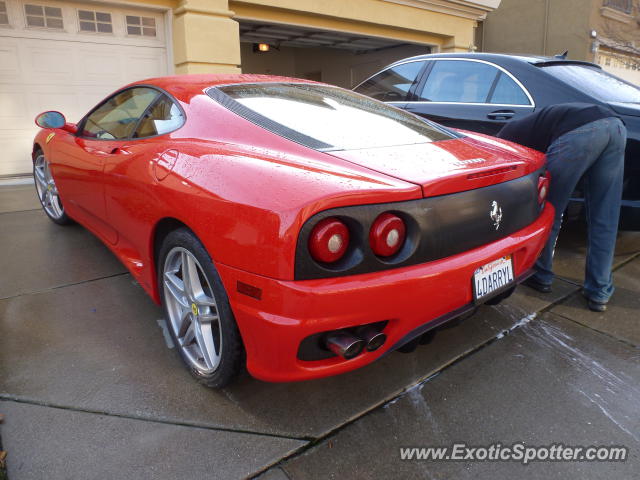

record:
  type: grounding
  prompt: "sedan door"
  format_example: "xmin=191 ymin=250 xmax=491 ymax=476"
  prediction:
xmin=404 ymin=59 xmax=535 ymax=135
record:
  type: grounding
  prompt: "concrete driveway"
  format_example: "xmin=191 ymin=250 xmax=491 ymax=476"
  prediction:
xmin=1 ymin=184 xmax=638 ymax=479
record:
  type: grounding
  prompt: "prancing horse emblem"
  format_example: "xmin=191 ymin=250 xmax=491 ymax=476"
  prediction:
xmin=490 ymin=200 xmax=503 ymax=230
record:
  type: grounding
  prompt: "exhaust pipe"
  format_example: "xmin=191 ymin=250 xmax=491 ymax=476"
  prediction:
xmin=358 ymin=326 xmax=387 ymax=351
xmin=325 ymin=332 xmax=365 ymax=359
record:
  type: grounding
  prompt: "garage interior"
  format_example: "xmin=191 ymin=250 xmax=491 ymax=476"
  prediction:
xmin=238 ymin=20 xmax=432 ymax=88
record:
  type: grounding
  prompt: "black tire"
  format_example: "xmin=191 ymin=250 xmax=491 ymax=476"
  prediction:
xmin=158 ymin=228 xmax=244 ymax=388
xmin=33 ymin=150 xmax=73 ymax=225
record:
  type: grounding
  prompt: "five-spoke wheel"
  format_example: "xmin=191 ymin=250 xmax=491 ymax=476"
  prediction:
xmin=33 ymin=151 xmax=72 ymax=224
xmin=159 ymin=228 xmax=243 ymax=387
xmin=163 ymin=247 xmax=223 ymax=373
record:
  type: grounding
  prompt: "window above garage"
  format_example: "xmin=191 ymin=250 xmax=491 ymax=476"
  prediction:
xmin=126 ymin=15 xmax=155 ymax=37
xmin=24 ymin=3 xmax=63 ymax=29
xmin=0 ymin=1 xmax=8 ymax=25
xmin=78 ymin=9 xmax=113 ymax=34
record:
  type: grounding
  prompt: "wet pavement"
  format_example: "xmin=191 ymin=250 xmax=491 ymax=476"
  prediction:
xmin=1 ymin=184 xmax=638 ymax=479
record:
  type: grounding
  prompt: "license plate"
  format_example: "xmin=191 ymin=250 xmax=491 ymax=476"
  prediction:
xmin=473 ymin=255 xmax=514 ymax=301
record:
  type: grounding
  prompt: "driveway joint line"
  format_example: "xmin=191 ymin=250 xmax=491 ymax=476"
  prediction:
xmin=0 ymin=394 xmax=312 ymax=442
xmin=0 ymin=271 xmax=130 ymax=301
xmin=547 ymin=307 xmax=640 ymax=349
xmin=612 ymin=250 xmax=640 ymax=271
xmin=0 ymin=207 xmax=41 ymax=216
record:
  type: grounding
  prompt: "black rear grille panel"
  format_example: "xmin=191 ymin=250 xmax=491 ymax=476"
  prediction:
xmin=295 ymin=168 xmax=544 ymax=280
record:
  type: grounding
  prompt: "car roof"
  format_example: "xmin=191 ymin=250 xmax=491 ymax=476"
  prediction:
xmin=386 ymin=52 xmax=600 ymax=69
xmin=129 ymin=74 xmax=323 ymax=99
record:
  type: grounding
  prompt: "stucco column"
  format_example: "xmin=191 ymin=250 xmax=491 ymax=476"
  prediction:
xmin=441 ymin=35 xmax=474 ymax=53
xmin=173 ymin=0 xmax=241 ymax=73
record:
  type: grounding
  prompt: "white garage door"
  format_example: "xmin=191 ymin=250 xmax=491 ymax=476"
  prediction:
xmin=0 ymin=0 xmax=170 ymax=176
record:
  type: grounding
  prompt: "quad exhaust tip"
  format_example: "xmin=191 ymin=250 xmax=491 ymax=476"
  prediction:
xmin=325 ymin=327 xmax=387 ymax=359
xmin=325 ymin=332 xmax=365 ymax=360
xmin=358 ymin=326 xmax=387 ymax=352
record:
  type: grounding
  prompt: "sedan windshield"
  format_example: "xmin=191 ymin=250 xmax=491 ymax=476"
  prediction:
xmin=209 ymin=83 xmax=456 ymax=151
xmin=541 ymin=64 xmax=640 ymax=104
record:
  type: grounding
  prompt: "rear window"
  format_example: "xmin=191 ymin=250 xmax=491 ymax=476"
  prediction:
xmin=208 ymin=83 xmax=456 ymax=151
xmin=542 ymin=64 xmax=640 ymax=104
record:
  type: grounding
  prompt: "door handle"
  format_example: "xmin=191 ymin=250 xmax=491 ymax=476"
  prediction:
xmin=487 ymin=110 xmax=515 ymax=120
xmin=109 ymin=147 xmax=130 ymax=155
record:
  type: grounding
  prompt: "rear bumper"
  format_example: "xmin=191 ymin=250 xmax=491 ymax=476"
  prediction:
xmin=217 ymin=203 xmax=554 ymax=382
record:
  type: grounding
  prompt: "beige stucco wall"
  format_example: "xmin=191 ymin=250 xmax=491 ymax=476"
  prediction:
xmin=545 ymin=0 xmax=594 ymax=60
xmin=482 ymin=0 xmax=595 ymax=60
xmin=172 ymin=0 xmax=242 ymax=73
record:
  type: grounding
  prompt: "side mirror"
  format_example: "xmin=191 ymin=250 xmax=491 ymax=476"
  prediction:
xmin=35 ymin=111 xmax=66 ymax=129
xmin=35 ymin=111 xmax=78 ymax=134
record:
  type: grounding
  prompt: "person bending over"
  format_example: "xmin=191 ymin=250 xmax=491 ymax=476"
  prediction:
xmin=497 ymin=103 xmax=626 ymax=312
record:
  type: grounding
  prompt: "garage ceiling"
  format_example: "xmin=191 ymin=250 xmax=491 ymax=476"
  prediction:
xmin=239 ymin=21 xmax=410 ymax=52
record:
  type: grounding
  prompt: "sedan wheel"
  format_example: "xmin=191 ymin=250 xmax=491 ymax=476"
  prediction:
xmin=159 ymin=228 xmax=243 ymax=387
xmin=33 ymin=152 xmax=72 ymax=224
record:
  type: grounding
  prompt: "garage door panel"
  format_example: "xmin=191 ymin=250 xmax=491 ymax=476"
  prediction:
xmin=31 ymin=91 xmax=82 ymax=120
xmin=0 ymin=132 xmax=33 ymax=177
xmin=125 ymin=51 xmax=166 ymax=82
xmin=0 ymin=0 xmax=169 ymax=176
xmin=0 ymin=43 xmax=21 ymax=83
xmin=0 ymin=92 xmax=27 ymax=125
xmin=27 ymin=45 xmax=76 ymax=84
xmin=79 ymin=50 xmax=125 ymax=85
xmin=0 ymin=85 xmax=82 ymax=129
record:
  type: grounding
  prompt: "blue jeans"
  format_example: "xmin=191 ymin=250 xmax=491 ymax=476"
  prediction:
xmin=533 ymin=117 xmax=626 ymax=302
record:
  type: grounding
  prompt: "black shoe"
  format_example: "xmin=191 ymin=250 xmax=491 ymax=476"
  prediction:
xmin=582 ymin=291 xmax=607 ymax=312
xmin=587 ymin=299 xmax=607 ymax=312
xmin=523 ymin=276 xmax=552 ymax=293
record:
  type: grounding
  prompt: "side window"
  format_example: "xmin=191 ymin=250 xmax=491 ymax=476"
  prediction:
xmin=81 ymin=87 xmax=159 ymax=139
xmin=0 ymin=1 xmax=9 ymax=25
xmin=354 ymin=61 xmax=424 ymax=102
xmin=489 ymin=72 xmax=530 ymax=105
xmin=134 ymin=95 xmax=184 ymax=138
xmin=416 ymin=60 xmax=499 ymax=103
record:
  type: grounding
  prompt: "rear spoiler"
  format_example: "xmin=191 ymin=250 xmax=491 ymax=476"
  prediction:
xmin=533 ymin=60 xmax=602 ymax=68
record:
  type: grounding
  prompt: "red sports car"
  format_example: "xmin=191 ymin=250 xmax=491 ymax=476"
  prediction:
xmin=32 ymin=75 xmax=553 ymax=387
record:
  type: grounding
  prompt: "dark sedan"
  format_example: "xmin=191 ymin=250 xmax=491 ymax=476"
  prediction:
xmin=354 ymin=53 xmax=640 ymax=230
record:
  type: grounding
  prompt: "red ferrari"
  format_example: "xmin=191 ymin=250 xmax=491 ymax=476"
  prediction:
xmin=33 ymin=75 xmax=553 ymax=387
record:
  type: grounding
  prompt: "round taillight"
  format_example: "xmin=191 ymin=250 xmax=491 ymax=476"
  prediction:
xmin=369 ymin=213 xmax=406 ymax=257
xmin=538 ymin=175 xmax=550 ymax=204
xmin=308 ymin=217 xmax=350 ymax=263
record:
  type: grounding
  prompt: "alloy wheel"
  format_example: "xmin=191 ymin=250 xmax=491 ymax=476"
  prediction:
xmin=163 ymin=247 xmax=223 ymax=374
xmin=34 ymin=154 xmax=65 ymax=219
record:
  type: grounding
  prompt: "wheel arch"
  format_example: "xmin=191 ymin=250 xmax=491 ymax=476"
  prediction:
xmin=149 ymin=216 xmax=197 ymax=303
xmin=32 ymin=143 xmax=43 ymax=160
